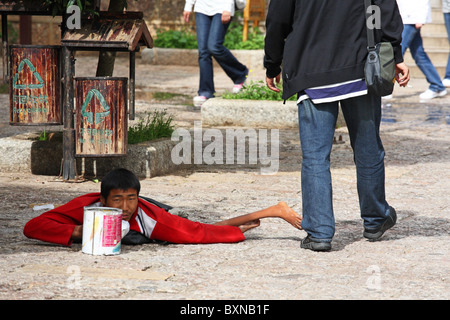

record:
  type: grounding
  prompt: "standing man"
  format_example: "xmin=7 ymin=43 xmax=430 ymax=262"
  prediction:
xmin=264 ymin=0 xmax=410 ymax=251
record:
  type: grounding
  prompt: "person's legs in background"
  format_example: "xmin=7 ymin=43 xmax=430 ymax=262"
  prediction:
xmin=207 ymin=14 xmax=248 ymax=93
xmin=194 ymin=13 xmax=215 ymax=107
xmin=442 ymin=12 xmax=450 ymax=87
xmin=402 ymin=24 xmax=446 ymax=100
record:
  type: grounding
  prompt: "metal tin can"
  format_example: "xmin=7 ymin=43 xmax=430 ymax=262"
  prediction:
xmin=82 ymin=207 xmax=122 ymax=255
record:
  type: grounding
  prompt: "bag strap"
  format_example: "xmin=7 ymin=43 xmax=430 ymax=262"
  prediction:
xmin=364 ymin=0 xmax=376 ymax=50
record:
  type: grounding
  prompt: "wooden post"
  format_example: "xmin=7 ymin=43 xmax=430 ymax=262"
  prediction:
xmin=19 ymin=15 xmax=32 ymax=44
xmin=2 ymin=14 xmax=8 ymax=84
xmin=243 ymin=2 xmax=250 ymax=42
xmin=62 ymin=46 xmax=76 ymax=180
xmin=129 ymin=50 xmax=135 ymax=120
xmin=242 ymin=0 xmax=265 ymax=42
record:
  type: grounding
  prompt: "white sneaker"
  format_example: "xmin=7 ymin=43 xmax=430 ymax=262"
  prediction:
xmin=193 ymin=96 xmax=208 ymax=108
xmin=442 ymin=78 xmax=450 ymax=87
xmin=419 ymin=89 xmax=447 ymax=100
xmin=232 ymin=82 xmax=245 ymax=94
xmin=382 ymin=94 xmax=393 ymax=100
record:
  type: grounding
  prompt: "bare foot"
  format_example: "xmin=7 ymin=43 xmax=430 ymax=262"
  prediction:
xmin=277 ymin=202 xmax=302 ymax=229
xmin=238 ymin=219 xmax=260 ymax=233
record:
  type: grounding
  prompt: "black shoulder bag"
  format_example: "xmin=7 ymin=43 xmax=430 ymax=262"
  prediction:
xmin=364 ymin=0 xmax=396 ymax=96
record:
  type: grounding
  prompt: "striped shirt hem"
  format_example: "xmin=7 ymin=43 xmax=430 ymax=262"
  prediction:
xmin=297 ymin=79 xmax=368 ymax=104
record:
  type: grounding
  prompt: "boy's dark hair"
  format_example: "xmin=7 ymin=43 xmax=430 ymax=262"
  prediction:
xmin=101 ymin=168 xmax=141 ymax=199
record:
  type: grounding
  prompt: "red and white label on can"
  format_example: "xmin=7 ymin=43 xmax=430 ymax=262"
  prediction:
xmin=102 ymin=214 xmax=122 ymax=247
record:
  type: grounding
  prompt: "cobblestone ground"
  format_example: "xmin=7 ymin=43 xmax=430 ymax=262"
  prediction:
xmin=0 ymin=57 xmax=448 ymax=301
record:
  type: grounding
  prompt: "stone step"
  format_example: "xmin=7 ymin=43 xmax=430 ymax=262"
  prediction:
xmin=422 ymin=33 xmax=450 ymax=48
xmin=408 ymin=64 xmax=447 ymax=79
xmin=403 ymin=48 xmax=449 ymax=64
xmin=431 ymin=0 xmax=441 ymax=8
xmin=431 ymin=8 xmax=445 ymax=22
xmin=423 ymin=22 xmax=447 ymax=34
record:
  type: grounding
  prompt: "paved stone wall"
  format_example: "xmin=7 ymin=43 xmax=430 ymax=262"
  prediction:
xmin=125 ymin=0 xmax=187 ymax=32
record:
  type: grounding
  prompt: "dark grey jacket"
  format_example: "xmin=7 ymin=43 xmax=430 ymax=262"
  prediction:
xmin=264 ymin=0 xmax=404 ymax=100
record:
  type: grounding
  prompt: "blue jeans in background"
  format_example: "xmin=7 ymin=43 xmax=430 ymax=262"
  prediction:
xmin=298 ymin=94 xmax=391 ymax=242
xmin=401 ymin=24 xmax=445 ymax=92
xmin=444 ymin=13 xmax=450 ymax=80
xmin=195 ymin=13 xmax=248 ymax=98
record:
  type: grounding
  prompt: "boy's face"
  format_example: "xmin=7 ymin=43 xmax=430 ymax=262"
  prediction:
xmin=101 ymin=188 xmax=139 ymax=222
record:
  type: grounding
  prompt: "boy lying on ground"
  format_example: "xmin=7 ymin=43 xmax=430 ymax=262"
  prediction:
xmin=23 ymin=168 xmax=302 ymax=246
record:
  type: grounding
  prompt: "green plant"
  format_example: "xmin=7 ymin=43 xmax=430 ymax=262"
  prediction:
xmin=0 ymin=82 xmax=9 ymax=94
xmin=38 ymin=128 xmax=49 ymax=141
xmin=0 ymin=22 xmax=19 ymax=45
xmin=153 ymin=92 xmax=178 ymax=100
xmin=222 ymin=80 xmax=295 ymax=101
xmin=128 ymin=110 xmax=175 ymax=144
xmin=224 ymin=21 xmax=265 ymax=50
xmin=154 ymin=29 xmax=198 ymax=49
xmin=153 ymin=19 xmax=265 ymax=50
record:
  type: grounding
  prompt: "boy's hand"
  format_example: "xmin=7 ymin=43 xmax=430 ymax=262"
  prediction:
xmin=71 ymin=225 xmax=83 ymax=241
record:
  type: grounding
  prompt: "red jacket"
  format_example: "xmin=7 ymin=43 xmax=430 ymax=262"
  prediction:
xmin=23 ymin=193 xmax=245 ymax=246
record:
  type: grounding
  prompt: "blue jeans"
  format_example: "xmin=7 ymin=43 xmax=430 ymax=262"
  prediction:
xmin=195 ymin=13 xmax=248 ymax=98
xmin=298 ymin=94 xmax=391 ymax=242
xmin=444 ymin=13 xmax=450 ymax=79
xmin=401 ymin=24 xmax=445 ymax=92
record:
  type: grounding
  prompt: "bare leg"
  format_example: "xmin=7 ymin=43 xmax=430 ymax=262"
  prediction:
xmin=214 ymin=202 xmax=302 ymax=233
xmin=236 ymin=219 xmax=261 ymax=233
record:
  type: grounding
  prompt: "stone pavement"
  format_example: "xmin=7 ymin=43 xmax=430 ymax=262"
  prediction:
xmin=0 ymin=56 xmax=449 ymax=301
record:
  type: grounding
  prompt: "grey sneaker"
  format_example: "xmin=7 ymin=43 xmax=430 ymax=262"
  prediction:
xmin=363 ymin=207 xmax=397 ymax=241
xmin=300 ymin=235 xmax=331 ymax=252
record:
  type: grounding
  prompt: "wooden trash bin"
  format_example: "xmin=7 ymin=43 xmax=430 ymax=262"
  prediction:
xmin=75 ymin=77 xmax=128 ymax=156
xmin=9 ymin=45 xmax=62 ymax=125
